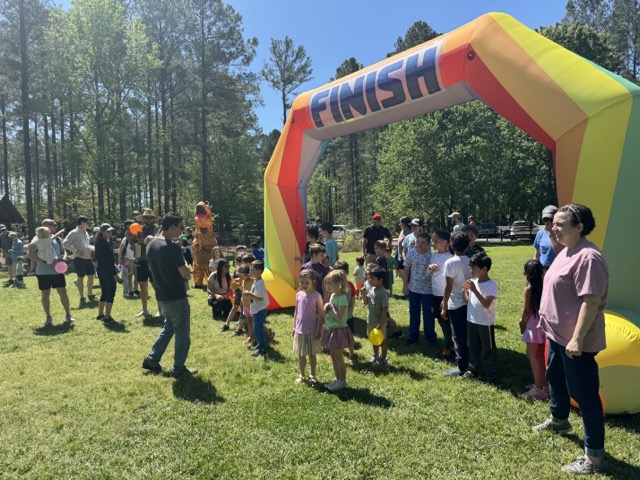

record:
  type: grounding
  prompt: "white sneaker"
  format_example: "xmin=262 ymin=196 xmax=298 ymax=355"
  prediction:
xmin=44 ymin=316 xmax=53 ymax=327
xmin=369 ymin=355 xmax=379 ymax=364
xmin=324 ymin=379 xmax=339 ymax=390
xmin=520 ymin=385 xmax=549 ymax=401
xmin=330 ymin=380 xmax=347 ymax=391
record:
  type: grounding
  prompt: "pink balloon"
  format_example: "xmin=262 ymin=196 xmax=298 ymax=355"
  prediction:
xmin=54 ymin=261 xmax=68 ymax=274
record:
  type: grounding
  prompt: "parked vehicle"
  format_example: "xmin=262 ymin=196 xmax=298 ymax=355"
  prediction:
xmin=509 ymin=221 xmax=542 ymax=240
xmin=478 ymin=223 xmax=499 ymax=237
xmin=332 ymin=225 xmax=363 ymax=242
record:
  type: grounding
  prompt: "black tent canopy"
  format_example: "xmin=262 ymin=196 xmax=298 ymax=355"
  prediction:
xmin=0 ymin=195 xmax=26 ymax=226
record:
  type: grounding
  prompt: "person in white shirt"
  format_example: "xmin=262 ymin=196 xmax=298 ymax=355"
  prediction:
xmin=441 ymin=233 xmax=472 ymax=377
xmin=62 ymin=216 xmax=96 ymax=303
xmin=463 ymin=252 xmax=499 ymax=384
xmin=429 ymin=229 xmax=454 ymax=359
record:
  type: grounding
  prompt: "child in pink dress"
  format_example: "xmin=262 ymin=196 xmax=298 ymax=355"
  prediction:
xmin=292 ymin=270 xmax=324 ymax=384
xmin=519 ymin=259 xmax=549 ymax=400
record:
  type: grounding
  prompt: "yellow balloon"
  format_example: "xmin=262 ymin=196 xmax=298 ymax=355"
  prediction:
xmin=369 ymin=328 xmax=384 ymax=346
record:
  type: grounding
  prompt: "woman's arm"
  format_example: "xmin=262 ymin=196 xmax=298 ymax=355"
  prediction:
xmin=565 ymin=294 xmax=602 ymax=358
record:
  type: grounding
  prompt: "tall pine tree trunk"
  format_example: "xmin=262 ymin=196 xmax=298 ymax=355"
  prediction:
xmin=1 ymin=95 xmax=9 ymax=196
xmin=43 ymin=114 xmax=53 ymax=218
xmin=19 ymin=2 xmax=34 ymax=235
xmin=146 ymin=92 xmax=154 ymax=210
xmin=33 ymin=114 xmax=40 ymax=214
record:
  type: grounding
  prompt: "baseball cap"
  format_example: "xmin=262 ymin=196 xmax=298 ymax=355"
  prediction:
xmin=448 ymin=212 xmax=461 ymax=219
xmin=410 ymin=218 xmax=423 ymax=226
xmin=372 ymin=213 xmax=382 ymax=220
xmin=100 ymin=223 xmax=115 ymax=233
xmin=541 ymin=205 xmax=558 ymax=220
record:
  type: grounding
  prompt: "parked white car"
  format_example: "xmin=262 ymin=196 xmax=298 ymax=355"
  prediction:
xmin=509 ymin=221 xmax=543 ymax=240
xmin=332 ymin=225 xmax=362 ymax=241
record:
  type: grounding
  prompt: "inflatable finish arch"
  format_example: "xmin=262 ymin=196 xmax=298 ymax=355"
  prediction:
xmin=262 ymin=13 xmax=640 ymax=412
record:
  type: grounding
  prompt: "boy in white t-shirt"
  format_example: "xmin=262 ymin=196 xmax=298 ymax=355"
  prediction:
xmin=441 ymin=233 xmax=472 ymax=377
xmin=463 ymin=252 xmax=499 ymax=384
xmin=429 ymin=229 xmax=454 ymax=359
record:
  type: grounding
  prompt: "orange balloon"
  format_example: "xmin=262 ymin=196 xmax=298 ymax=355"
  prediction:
xmin=129 ymin=223 xmax=142 ymax=235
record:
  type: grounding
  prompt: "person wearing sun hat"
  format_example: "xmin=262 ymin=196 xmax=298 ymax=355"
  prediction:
xmin=362 ymin=213 xmax=392 ymax=265
xmin=133 ymin=208 xmax=160 ymax=318
xmin=534 ymin=205 xmax=564 ymax=269
xmin=448 ymin=212 xmax=464 ymax=233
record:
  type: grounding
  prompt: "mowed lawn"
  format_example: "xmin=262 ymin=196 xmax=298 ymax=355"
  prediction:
xmin=0 ymin=244 xmax=638 ymax=479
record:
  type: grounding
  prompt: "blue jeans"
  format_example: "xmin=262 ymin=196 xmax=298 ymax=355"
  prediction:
xmin=547 ymin=339 xmax=605 ymax=457
xmin=253 ymin=308 xmax=267 ymax=353
xmin=148 ymin=297 xmax=191 ymax=373
xmin=408 ymin=291 xmax=436 ymax=342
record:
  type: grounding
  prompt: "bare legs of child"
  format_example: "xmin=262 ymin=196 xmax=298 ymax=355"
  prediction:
xmin=521 ymin=342 xmax=548 ymax=400
xmin=326 ymin=349 xmax=347 ymax=391
xmin=296 ymin=354 xmax=317 ymax=384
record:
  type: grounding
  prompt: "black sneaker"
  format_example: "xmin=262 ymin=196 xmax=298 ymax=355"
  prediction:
xmin=96 ymin=314 xmax=105 ymax=321
xmin=142 ymin=357 xmax=162 ymax=373
xmin=220 ymin=324 xmax=230 ymax=332
xmin=170 ymin=367 xmax=198 ymax=378
xmin=103 ymin=317 xmax=117 ymax=325
xmin=390 ymin=330 xmax=403 ymax=339
xmin=230 ymin=330 xmax=244 ymax=337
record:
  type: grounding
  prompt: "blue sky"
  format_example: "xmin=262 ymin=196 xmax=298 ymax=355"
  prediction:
xmin=58 ymin=1 xmax=568 ymax=133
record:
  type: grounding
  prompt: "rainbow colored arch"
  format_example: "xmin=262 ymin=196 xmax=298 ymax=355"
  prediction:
xmin=262 ymin=13 xmax=640 ymax=413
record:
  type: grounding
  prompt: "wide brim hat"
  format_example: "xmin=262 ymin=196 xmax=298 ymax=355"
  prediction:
xmin=135 ymin=208 xmax=160 ymax=222
xmin=448 ymin=211 xmax=461 ymax=219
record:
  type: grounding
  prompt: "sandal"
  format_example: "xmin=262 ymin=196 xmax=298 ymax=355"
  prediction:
xmin=294 ymin=375 xmax=306 ymax=384
xmin=308 ymin=376 xmax=317 ymax=385
xmin=88 ymin=295 xmax=97 ymax=301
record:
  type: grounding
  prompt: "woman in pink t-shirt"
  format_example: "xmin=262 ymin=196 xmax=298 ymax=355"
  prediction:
xmin=533 ymin=204 xmax=609 ymax=475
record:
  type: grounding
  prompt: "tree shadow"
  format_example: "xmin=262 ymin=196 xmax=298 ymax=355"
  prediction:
xmin=34 ymin=322 xmax=74 ymax=336
xmin=172 ymin=375 xmax=225 ymax=404
xmin=321 ymin=385 xmax=393 ymax=409
xmin=142 ymin=316 xmax=165 ymax=328
xmin=103 ymin=320 xmax=130 ymax=334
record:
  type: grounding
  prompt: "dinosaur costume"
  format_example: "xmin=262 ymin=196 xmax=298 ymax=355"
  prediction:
xmin=192 ymin=202 xmax=217 ymax=288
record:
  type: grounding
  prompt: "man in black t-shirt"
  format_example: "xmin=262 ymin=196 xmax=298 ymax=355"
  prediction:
xmin=362 ymin=213 xmax=392 ymax=264
xmin=141 ymin=212 xmax=197 ymax=378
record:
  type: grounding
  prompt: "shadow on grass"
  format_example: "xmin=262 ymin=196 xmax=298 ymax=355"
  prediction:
xmin=103 ymin=320 xmax=130 ymax=334
xmin=172 ymin=375 xmax=225 ymax=404
xmin=264 ymin=347 xmax=287 ymax=363
xmin=351 ymin=361 xmax=428 ymax=381
xmin=33 ymin=322 xmax=74 ymax=336
xmin=322 ymin=385 xmax=393 ymax=409
xmin=607 ymin=455 xmax=640 ymax=479
xmin=606 ymin=413 xmax=640 ymax=435
xmin=142 ymin=316 xmax=165 ymax=328
xmin=73 ymin=301 xmax=97 ymax=311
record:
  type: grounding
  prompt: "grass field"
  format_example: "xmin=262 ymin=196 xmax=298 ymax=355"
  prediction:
xmin=0 ymin=245 xmax=638 ymax=479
